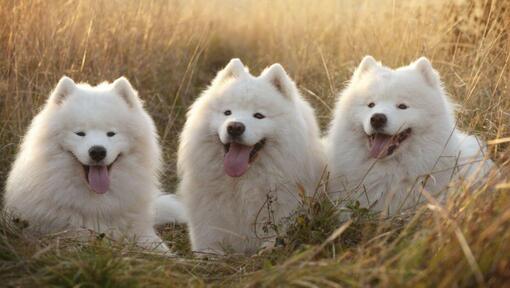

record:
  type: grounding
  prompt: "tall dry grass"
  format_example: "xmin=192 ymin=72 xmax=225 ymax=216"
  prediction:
xmin=0 ymin=0 xmax=509 ymax=286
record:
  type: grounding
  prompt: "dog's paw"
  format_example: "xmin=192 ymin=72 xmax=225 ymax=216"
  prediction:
xmin=193 ymin=248 xmax=224 ymax=260
xmin=256 ymin=239 xmax=276 ymax=256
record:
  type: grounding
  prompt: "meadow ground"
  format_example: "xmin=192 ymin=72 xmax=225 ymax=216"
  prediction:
xmin=0 ymin=0 xmax=509 ymax=286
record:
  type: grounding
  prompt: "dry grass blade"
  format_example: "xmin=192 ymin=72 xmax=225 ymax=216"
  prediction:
xmin=0 ymin=0 xmax=509 ymax=286
xmin=487 ymin=137 xmax=510 ymax=145
xmin=423 ymin=189 xmax=485 ymax=286
xmin=495 ymin=182 xmax=510 ymax=190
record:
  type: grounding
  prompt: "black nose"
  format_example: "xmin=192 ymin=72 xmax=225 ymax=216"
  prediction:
xmin=88 ymin=146 xmax=107 ymax=162
xmin=370 ymin=113 xmax=387 ymax=129
xmin=227 ymin=122 xmax=245 ymax=137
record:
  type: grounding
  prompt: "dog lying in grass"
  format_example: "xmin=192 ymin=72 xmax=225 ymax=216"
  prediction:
xmin=3 ymin=76 xmax=179 ymax=252
xmin=325 ymin=56 xmax=496 ymax=217
xmin=178 ymin=59 xmax=325 ymax=255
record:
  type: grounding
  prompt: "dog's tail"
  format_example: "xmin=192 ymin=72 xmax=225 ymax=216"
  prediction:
xmin=154 ymin=194 xmax=187 ymax=225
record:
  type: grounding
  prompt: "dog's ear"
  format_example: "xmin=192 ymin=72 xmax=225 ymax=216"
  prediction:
xmin=259 ymin=63 xmax=297 ymax=99
xmin=49 ymin=76 xmax=76 ymax=104
xmin=413 ymin=57 xmax=440 ymax=87
xmin=212 ymin=58 xmax=248 ymax=86
xmin=353 ymin=55 xmax=379 ymax=80
xmin=112 ymin=77 xmax=142 ymax=108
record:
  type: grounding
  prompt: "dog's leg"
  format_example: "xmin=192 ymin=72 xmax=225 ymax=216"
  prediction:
xmin=130 ymin=221 xmax=172 ymax=254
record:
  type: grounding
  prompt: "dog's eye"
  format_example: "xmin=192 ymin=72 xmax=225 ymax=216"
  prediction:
xmin=368 ymin=102 xmax=375 ymax=108
xmin=224 ymin=110 xmax=232 ymax=116
xmin=397 ymin=104 xmax=408 ymax=110
xmin=107 ymin=132 xmax=116 ymax=137
xmin=75 ymin=132 xmax=86 ymax=137
xmin=253 ymin=113 xmax=265 ymax=119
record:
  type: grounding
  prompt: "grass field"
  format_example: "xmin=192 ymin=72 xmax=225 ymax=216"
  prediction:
xmin=0 ymin=0 xmax=509 ymax=286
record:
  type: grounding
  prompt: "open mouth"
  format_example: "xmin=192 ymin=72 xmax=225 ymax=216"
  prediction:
xmin=367 ymin=128 xmax=412 ymax=159
xmin=78 ymin=155 xmax=120 ymax=194
xmin=223 ymin=139 xmax=266 ymax=177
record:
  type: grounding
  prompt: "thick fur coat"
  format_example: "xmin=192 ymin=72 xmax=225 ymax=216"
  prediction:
xmin=178 ymin=59 xmax=325 ymax=254
xmin=325 ymin=56 xmax=494 ymax=216
xmin=4 ymin=77 xmax=170 ymax=251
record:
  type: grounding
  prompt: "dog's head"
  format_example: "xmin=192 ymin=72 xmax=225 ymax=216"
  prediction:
xmin=339 ymin=56 xmax=454 ymax=160
xmin=46 ymin=76 xmax=154 ymax=194
xmin=193 ymin=59 xmax=299 ymax=177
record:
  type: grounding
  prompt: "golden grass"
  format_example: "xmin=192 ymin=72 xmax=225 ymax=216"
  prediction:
xmin=0 ymin=0 xmax=509 ymax=286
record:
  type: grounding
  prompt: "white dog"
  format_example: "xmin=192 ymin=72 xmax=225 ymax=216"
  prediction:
xmin=3 ymin=76 xmax=181 ymax=252
xmin=178 ymin=59 xmax=325 ymax=255
xmin=325 ymin=56 xmax=495 ymax=217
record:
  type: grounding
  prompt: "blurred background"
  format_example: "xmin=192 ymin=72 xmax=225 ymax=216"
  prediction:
xmin=1 ymin=0 xmax=508 ymax=191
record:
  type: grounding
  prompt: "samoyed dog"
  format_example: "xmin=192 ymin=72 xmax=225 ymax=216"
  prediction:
xmin=3 ymin=76 xmax=181 ymax=252
xmin=325 ymin=56 xmax=495 ymax=217
xmin=178 ymin=59 xmax=325 ymax=255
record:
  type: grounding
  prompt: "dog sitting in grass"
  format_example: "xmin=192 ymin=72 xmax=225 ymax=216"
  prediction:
xmin=3 ymin=76 xmax=181 ymax=252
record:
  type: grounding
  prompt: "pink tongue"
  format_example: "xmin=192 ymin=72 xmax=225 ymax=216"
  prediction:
xmin=224 ymin=143 xmax=253 ymax=177
xmin=369 ymin=134 xmax=392 ymax=159
xmin=87 ymin=166 xmax=110 ymax=194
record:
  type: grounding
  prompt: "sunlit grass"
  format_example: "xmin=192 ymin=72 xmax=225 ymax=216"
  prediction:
xmin=0 ymin=0 xmax=508 ymax=286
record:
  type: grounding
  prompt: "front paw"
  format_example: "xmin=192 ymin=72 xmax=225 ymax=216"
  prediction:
xmin=257 ymin=236 xmax=285 ymax=256
xmin=193 ymin=248 xmax=225 ymax=259
xmin=257 ymin=239 xmax=276 ymax=256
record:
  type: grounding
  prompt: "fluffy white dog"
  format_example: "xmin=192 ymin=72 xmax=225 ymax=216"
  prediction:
xmin=178 ymin=59 xmax=325 ymax=255
xmin=3 ymin=76 xmax=180 ymax=252
xmin=325 ymin=56 xmax=495 ymax=217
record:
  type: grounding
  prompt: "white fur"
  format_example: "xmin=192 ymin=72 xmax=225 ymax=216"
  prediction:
xmin=154 ymin=194 xmax=187 ymax=225
xmin=325 ymin=56 xmax=495 ymax=217
xmin=178 ymin=59 xmax=325 ymax=255
xmin=4 ymin=76 xmax=170 ymax=252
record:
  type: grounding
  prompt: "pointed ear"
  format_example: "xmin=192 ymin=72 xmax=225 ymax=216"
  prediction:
xmin=49 ymin=76 xmax=76 ymax=104
xmin=211 ymin=58 xmax=248 ymax=86
xmin=112 ymin=77 xmax=141 ymax=108
xmin=353 ymin=55 xmax=379 ymax=80
xmin=413 ymin=57 xmax=440 ymax=87
xmin=259 ymin=63 xmax=297 ymax=99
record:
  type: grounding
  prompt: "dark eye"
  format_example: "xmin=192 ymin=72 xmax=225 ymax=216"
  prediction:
xmin=368 ymin=102 xmax=375 ymax=108
xmin=397 ymin=104 xmax=408 ymax=110
xmin=253 ymin=113 xmax=265 ymax=119
xmin=107 ymin=132 xmax=116 ymax=137
xmin=224 ymin=110 xmax=231 ymax=116
xmin=75 ymin=132 xmax=86 ymax=137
